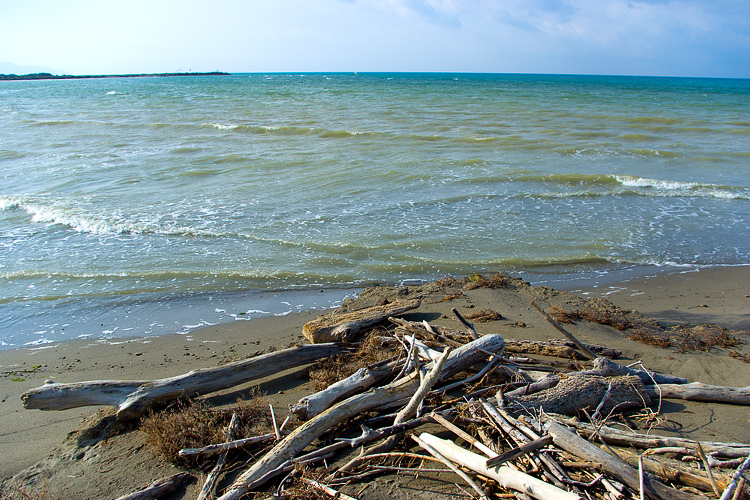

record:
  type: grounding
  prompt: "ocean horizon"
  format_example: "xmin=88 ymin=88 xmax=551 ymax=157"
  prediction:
xmin=1 ymin=72 xmax=748 ymax=348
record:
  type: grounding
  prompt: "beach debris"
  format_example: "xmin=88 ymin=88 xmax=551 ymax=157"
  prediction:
xmin=302 ymin=298 xmax=421 ymax=343
xmin=17 ymin=275 xmax=750 ymax=499
xmin=21 ymin=343 xmax=350 ymax=419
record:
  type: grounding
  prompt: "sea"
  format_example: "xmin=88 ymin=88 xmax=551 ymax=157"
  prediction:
xmin=1 ymin=73 xmax=749 ymax=349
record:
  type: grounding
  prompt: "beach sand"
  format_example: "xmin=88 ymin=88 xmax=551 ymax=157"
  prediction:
xmin=1 ymin=266 xmax=749 ymax=498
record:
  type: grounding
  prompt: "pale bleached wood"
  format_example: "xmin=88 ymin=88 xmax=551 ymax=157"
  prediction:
xmin=215 ymin=334 xmax=505 ymax=500
xmin=302 ymin=298 xmax=421 ymax=343
xmin=114 ymin=472 xmax=194 ymax=500
xmin=503 ymin=374 xmax=560 ymax=399
xmin=179 ymin=432 xmax=278 ymax=457
xmin=418 ymin=432 xmax=582 ymax=500
xmin=647 ymin=382 xmax=750 ymax=405
xmin=544 ymin=419 xmax=704 ymax=500
xmin=22 ymin=343 xmax=347 ymax=420
xmin=290 ymin=359 xmax=400 ymax=420
xmin=720 ymin=453 xmax=750 ymax=500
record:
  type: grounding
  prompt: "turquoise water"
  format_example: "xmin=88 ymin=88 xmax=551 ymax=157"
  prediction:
xmin=1 ymin=73 xmax=749 ymax=348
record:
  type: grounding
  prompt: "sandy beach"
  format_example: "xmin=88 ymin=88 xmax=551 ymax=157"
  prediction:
xmin=1 ymin=265 xmax=749 ymax=499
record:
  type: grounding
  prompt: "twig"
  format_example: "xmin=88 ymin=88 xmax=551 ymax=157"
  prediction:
xmin=452 ymin=308 xmax=478 ymax=339
xmin=412 ymin=434 xmax=490 ymax=500
xmin=269 ymin=404 xmax=280 ymax=441
xmin=486 ymin=435 xmax=554 ymax=468
xmin=300 ymin=478 xmax=359 ymax=500
xmin=638 ymin=454 xmax=645 ymax=500
xmin=178 ymin=432 xmax=279 ymax=457
xmin=697 ymin=440 xmax=721 ymax=497
xmin=530 ymin=301 xmax=597 ymax=360
xmin=430 ymin=412 xmax=498 ymax=458
xmin=198 ymin=413 xmax=239 ymax=500
xmin=720 ymin=452 xmax=750 ymax=500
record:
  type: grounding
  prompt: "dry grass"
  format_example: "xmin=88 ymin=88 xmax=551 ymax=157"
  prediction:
xmin=464 ymin=308 xmax=503 ymax=322
xmin=307 ymin=330 xmax=395 ymax=391
xmin=548 ymin=304 xmax=580 ymax=324
xmin=577 ymin=307 xmax=634 ymax=331
xmin=464 ymin=273 xmax=512 ymax=290
xmin=140 ymin=390 xmax=271 ymax=464
xmin=729 ymin=350 xmax=750 ymax=363
xmin=628 ymin=324 xmax=744 ymax=353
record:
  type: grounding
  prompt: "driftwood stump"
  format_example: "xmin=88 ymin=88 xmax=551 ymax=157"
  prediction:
xmin=506 ymin=375 xmax=649 ymax=417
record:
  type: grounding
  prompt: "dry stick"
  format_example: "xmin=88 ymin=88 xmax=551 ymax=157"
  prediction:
xmin=530 ymin=301 xmax=597 ymax=360
xmin=300 ymin=478 xmax=359 ymax=500
xmin=179 ymin=433 xmax=278 ymax=458
xmin=419 ymin=433 xmax=582 ymax=500
xmin=337 ymin=347 xmax=452 ymax=474
xmin=269 ymin=404 xmax=280 ymax=441
xmin=486 ymin=436 xmax=554 ymax=468
xmin=412 ymin=434 xmax=491 ymax=500
xmin=719 ymin=452 xmax=750 ymax=500
xmin=452 ymin=308 xmax=478 ymax=339
xmin=638 ymin=454 xmax=646 ymax=500
xmin=435 ymin=356 xmax=500 ymax=394
xmin=697 ymin=440 xmax=722 ymax=497
xmin=430 ymin=412 xmax=498 ymax=459
xmin=198 ymin=413 xmax=240 ymax=500
xmin=732 ymin=477 xmax=746 ymax=500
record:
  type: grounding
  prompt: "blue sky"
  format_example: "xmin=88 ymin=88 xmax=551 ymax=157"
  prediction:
xmin=1 ymin=0 xmax=748 ymax=78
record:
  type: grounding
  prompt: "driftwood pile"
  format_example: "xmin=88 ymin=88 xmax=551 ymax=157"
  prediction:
xmin=21 ymin=297 xmax=750 ymax=500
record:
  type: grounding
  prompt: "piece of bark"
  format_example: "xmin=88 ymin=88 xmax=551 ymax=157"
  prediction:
xmin=563 ymin=420 xmax=750 ymax=459
xmin=302 ymin=298 xmax=421 ymax=343
xmin=647 ymin=382 xmax=750 ymax=405
xmin=505 ymin=375 xmax=649 ymax=417
xmin=617 ymin=447 xmax=730 ymax=493
xmin=290 ymin=359 xmax=400 ymax=420
xmin=544 ymin=419 xmax=705 ymax=500
xmin=22 ymin=343 xmax=347 ymax=420
xmin=216 ymin=334 xmax=505 ymax=500
xmin=578 ymin=357 xmax=687 ymax=385
xmin=114 ymin=472 xmax=194 ymax=500
xmin=418 ymin=432 xmax=582 ymax=500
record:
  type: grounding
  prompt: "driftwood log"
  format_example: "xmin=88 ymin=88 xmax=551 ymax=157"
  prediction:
xmin=22 ymin=343 xmax=348 ymax=420
xmin=290 ymin=358 xmax=400 ymax=420
xmin=216 ymin=334 xmax=505 ymax=500
xmin=505 ymin=375 xmax=649 ymax=417
xmin=419 ymin=432 xmax=582 ymax=500
xmin=545 ymin=419 xmax=704 ymax=500
xmin=647 ymin=382 xmax=750 ymax=405
xmin=302 ymin=298 xmax=420 ymax=343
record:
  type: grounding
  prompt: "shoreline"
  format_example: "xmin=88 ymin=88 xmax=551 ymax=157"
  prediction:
xmin=1 ymin=265 xmax=748 ymax=486
xmin=0 ymin=71 xmax=230 ymax=81
xmin=3 ymin=263 xmax=748 ymax=351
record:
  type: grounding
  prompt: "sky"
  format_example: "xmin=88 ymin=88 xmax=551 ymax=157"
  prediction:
xmin=1 ymin=0 xmax=748 ymax=78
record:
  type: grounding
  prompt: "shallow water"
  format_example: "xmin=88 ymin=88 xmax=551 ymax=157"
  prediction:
xmin=1 ymin=73 xmax=748 ymax=347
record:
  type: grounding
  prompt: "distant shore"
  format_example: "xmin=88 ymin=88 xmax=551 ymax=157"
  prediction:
xmin=0 ymin=71 xmax=230 ymax=81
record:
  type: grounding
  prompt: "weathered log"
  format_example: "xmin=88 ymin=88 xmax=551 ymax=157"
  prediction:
xmin=22 ymin=343 xmax=348 ymax=420
xmin=290 ymin=359 xmax=400 ymax=420
xmin=544 ymin=419 xmax=705 ymax=500
xmin=547 ymin=339 xmax=622 ymax=358
xmin=647 ymin=382 xmax=750 ymax=405
xmin=505 ymin=375 xmax=649 ymax=417
xmin=562 ymin=419 xmax=750 ymax=459
xmin=505 ymin=339 xmax=577 ymax=358
xmin=617 ymin=447 xmax=730 ymax=493
xmin=114 ymin=472 xmax=194 ymax=500
xmin=302 ymin=298 xmax=421 ymax=343
xmin=216 ymin=334 xmax=505 ymax=500
xmin=419 ymin=432 xmax=582 ymax=500
xmin=578 ymin=357 xmax=687 ymax=385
